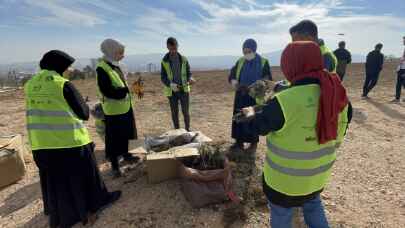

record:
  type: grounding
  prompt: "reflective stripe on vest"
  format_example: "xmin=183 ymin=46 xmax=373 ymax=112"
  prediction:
xmin=320 ymin=45 xmax=338 ymax=73
xmin=27 ymin=123 xmax=85 ymax=130
xmin=263 ymin=84 xmax=348 ymax=196
xmin=24 ymin=70 xmax=92 ymax=150
xmin=236 ymin=56 xmax=268 ymax=81
xmin=266 ymin=154 xmax=335 ymax=176
xmin=267 ymin=141 xmax=337 ymax=160
xmin=162 ymin=56 xmax=190 ymax=97
xmin=96 ymin=60 xmax=131 ymax=115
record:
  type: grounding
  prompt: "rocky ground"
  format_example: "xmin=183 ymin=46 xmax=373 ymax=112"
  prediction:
xmin=0 ymin=62 xmax=404 ymax=227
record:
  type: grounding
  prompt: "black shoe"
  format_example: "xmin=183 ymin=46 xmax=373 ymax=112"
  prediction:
xmin=123 ymin=154 xmax=140 ymax=164
xmin=112 ymin=169 xmax=122 ymax=178
xmin=95 ymin=191 xmax=122 ymax=217
xmin=230 ymin=142 xmax=244 ymax=151
xmin=248 ymin=142 xmax=258 ymax=152
xmin=391 ymin=99 xmax=400 ymax=103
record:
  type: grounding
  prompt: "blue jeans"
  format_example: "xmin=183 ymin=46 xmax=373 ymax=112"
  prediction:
xmin=268 ymin=195 xmax=329 ymax=228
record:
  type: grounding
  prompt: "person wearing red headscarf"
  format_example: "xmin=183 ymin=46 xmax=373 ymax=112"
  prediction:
xmin=240 ymin=41 xmax=352 ymax=227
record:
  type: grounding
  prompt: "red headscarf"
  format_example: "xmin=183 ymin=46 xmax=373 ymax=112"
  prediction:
xmin=281 ymin=41 xmax=348 ymax=144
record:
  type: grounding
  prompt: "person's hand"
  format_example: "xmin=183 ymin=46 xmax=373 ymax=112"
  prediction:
xmin=170 ymin=83 xmax=179 ymax=92
xmin=188 ymin=77 xmax=196 ymax=85
xmin=231 ymin=79 xmax=238 ymax=90
xmin=242 ymin=106 xmax=255 ymax=118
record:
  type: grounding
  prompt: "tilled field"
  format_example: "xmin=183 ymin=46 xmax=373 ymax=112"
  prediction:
xmin=0 ymin=62 xmax=404 ymax=228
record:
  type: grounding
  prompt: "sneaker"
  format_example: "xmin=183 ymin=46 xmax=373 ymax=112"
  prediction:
xmin=112 ymin=169 xmax=122 ymax=178
xmin=391 ymin=99 xmax=400 ymax=103
xmin=247 ymin=142 xmax=258 ymax=153
xmin=123 ymin=154 xmax=140 ymax=164
xmin=361 ymin=95 xmax=370 ymax=100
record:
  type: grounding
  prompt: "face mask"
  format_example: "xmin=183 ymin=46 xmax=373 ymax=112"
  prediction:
xmin=244 ymin=53 xmax=256 ymax=61
xmin=63 ymin=67 xmax=74 ymax=79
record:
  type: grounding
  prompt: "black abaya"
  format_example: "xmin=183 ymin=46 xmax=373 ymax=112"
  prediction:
xmin=33 ymin=144 xmax=115 ymax=228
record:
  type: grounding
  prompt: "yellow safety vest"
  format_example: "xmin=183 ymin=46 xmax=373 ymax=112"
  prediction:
xmin=161 ymin=56 xmax=190 ymax=97
xmin=263 ymin=84 xmax=348 ymax=196
xmin=96 ymin=60 xmax=131 ymax=115
xmin=24 ymin=70 xmax=92 ymax=150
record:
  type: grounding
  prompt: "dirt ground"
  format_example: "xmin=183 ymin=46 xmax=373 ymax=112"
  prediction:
xmin=0 ymin=62 xmax=404 ymax=228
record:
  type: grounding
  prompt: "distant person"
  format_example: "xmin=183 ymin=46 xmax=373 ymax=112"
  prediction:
xmin=229 ymin=38 xmax=272 ymax=152
xmin=289 ymin=20 xmax=338 ymax=72
xmin=25 ymin=50 xmax=121 ymax=228
xmin=362 ymin=43 xmax=384 ymax=98
xmin=240 ymin=41 xmax=351 ymax=227
xmin=334 ymin=41 xmax=352 ymax=80
xmin=96 ymin=39 xmax=139 ymax=178
xmin=318 ymin=39 xmax=338 ymax=73
xmin=161 ymin=37 xmax=194 ymax=131
xmin=392 ymin=36 xmax=405 ymax=102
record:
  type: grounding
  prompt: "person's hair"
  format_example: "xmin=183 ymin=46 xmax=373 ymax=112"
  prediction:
xmin=375 ymin=43 xmax=383 ymax=49
xmin=167 ymin=37 xmax=178 ymax=46
xmin=289 ymin=20 xmax=318 ymax=39
xmin=339 ymin=41 xmax=346 ymax=47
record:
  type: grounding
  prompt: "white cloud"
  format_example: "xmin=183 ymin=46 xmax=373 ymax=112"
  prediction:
xmin=130 ymin=0 xmax=405 ymax=57
xmin=23 ymin=0 xmax=105 ymax=27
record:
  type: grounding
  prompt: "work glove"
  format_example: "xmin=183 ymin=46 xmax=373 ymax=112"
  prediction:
xmin=231 ymin=79 xmax=238 ymax=90
xmin=170 ymin=83 xmax=179 ymax=92
xmin=242 ymin=106 xmax=255 ymax=118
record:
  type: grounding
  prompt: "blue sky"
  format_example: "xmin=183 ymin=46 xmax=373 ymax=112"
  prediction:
xmin=1 ymin=0 xmax=404 ymax=64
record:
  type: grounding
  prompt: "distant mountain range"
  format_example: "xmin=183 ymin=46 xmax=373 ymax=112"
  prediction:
xmin=0 ymin=50 xmax=366 ymax=76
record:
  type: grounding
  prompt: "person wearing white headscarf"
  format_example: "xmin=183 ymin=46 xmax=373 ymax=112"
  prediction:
xmin=96 ymin=38 xmax=139 ymax=178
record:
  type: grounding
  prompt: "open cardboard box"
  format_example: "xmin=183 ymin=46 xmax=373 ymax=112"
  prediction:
xmin=0 ymin=135 xmax=27 ymax=189
xmin=146 ymin=148 xmax=199 ymax=183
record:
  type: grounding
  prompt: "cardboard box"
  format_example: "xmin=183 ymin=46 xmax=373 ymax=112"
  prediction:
xmin=146 ymin=147 xmax=199 ymax=183
xmin=0 ymin=135 xmax=27 ymax=189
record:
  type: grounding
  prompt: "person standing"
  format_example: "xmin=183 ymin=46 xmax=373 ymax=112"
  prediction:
xmin=25 ymin=50 xmax=121 ymax=228
xmin=229 ymin=38 xmax=272 ymax=152
xmin=241 ymin=41 xmax=351 ymax=227
xmin=392 ymin=36 xmax=405 ymax=102
xmin=289 ymin=20 xmax=338 ymax=72
xmin=334 ymin=41 xmax=352 ymax=80
xmin=362 ymin=43 xmax=384 ymax=98
xmin=161 ymin=37 xmax=193 ymax=131
xmin=96 ymin=39 xmax=139 ymax=178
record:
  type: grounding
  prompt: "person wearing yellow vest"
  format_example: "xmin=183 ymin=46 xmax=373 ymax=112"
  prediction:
xmin=289 ymin=20 xmax=337 ymax=73
xmin=228 ymin=38 xmax=272 ymax=153
xmin=318 ymin=39 xmax=338 ymax=73
xmin=25 ymin=50 xmax=121 ymax=228
xmin=240 ymin=42 xmax=352 ymax=227
xmin=96 ymin=39 xmax=139 ymax=178
xmin=161 ymin=37 xmax=193 ymax=131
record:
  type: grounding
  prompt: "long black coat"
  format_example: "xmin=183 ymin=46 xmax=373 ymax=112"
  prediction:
xmin=96 ymin=62 xmax=137 ymax=159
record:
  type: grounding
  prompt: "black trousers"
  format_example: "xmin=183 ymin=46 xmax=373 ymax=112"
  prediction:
xmin=168 ymin=91 xmax=190 ymax=131
xmin=395 ymin=70 xmax=405 ymax=100
xmin=337 ymin=72 xmax=345 ymax=81
xmin=362 ymin=72 xmax=380 ymax=96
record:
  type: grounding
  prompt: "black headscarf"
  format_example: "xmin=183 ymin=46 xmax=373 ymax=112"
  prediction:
xmin=39 ymin=50 xmax=75 ymax=75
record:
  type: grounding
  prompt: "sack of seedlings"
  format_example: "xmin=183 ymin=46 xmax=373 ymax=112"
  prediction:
xmin=178 ymin=143 xmax=239 ymax=208
xmin=0 ymin=135 xmax=26 ymax=189
xmin=145 ymin=130 xmax=212 ymax=152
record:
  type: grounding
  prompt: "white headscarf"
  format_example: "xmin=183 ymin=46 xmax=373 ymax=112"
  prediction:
xmin=100 ymin=38 xmax=125 ymax=66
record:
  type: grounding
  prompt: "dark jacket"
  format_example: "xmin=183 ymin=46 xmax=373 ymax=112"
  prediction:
xmin=366 ymin=50 xmax=384 ymax=74
xmin=161 ymin=52 xmax=191 ymax=87
xmin=245 ymin=78 xmax=352 ymax=207
xmin=228 ymin=57 xmax=272 ymax=83
xmin=334 ymin=48 xmax=352 ymax=64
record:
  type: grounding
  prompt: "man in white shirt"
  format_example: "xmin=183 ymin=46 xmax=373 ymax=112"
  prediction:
xmin=393 ymin=36 xmax=405 ymax=102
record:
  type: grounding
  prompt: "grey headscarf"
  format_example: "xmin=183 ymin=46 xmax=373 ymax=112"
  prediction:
xmin=100 ymin=38 xmax=125 ymax=66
